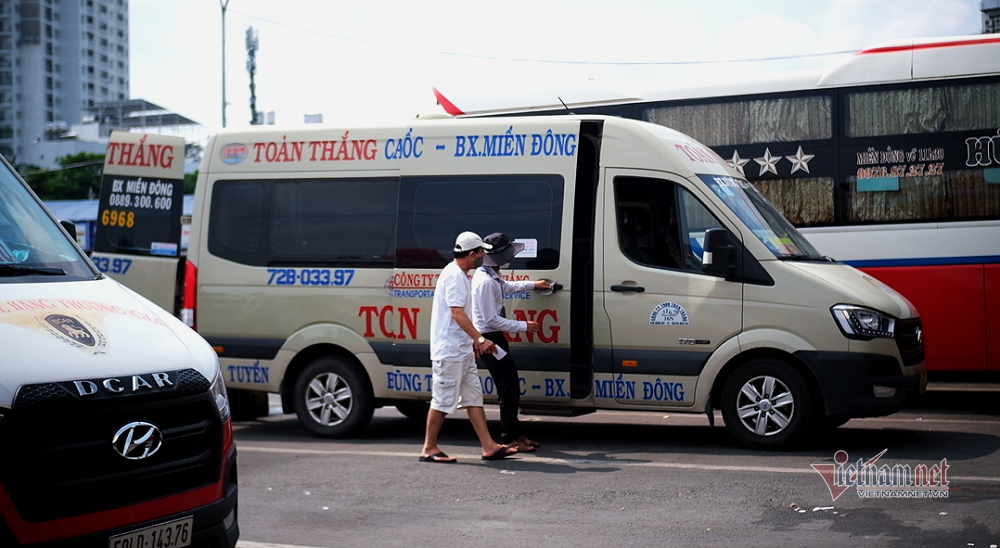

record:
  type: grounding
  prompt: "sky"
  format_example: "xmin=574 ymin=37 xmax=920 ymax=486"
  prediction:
xmin=128 ymin=0 xmax=985 ymax=145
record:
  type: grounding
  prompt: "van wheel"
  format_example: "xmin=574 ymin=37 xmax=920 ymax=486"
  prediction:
xmin=293 ymin=356 xmax=373 ymax=438
xmin=721 ymin=358 xmax=816 ymax=450
xmin=395 ymin=401 xmax=430 ymax=422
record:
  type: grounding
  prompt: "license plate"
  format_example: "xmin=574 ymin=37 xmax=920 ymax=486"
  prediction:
xmin=109 ymin=517 xmax=192 ymax=548
xmin=919 ymin=371 xmax=928 ymax=394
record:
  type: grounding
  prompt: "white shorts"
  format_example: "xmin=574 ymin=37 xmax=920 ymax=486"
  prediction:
xmin=430 ymin=355 xmax=484 ymax=414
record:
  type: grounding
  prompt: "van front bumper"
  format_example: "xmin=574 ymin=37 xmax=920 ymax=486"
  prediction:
xmin=794 ymin=351 xmax=925 ymax=418
xmin=1 ymin=446 xmax=239 ymax=548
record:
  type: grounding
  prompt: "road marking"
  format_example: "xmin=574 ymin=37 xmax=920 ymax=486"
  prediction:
xmin=239 ymin=542 xmax=326 ymax=548
xmin=235 ymin=444 xmax=1000 ymax=482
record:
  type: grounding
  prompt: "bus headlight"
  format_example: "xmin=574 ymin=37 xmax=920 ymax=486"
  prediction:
xmin=209 ymin=369 xmax=231 ymax=422
xmin=831 ymin=304 xmax=896 ymax=340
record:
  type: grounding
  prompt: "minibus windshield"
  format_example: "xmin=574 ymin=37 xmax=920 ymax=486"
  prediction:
xmin=699 ymin=174 xmax=826 ymax=260
xmin=0 ymin=157 xmax=96 ymax=281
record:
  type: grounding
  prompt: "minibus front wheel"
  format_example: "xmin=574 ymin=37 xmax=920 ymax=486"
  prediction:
xmin=293 ymin=356 xmax=375 ymax=438
xmin=720 ymin=357 xmax=817 ymax=450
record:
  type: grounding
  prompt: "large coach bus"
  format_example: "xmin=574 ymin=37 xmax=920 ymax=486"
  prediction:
xmin=433 ymin=34 xmax=1000 ymax=375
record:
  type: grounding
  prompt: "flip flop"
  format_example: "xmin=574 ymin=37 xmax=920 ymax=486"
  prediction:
xmin=509 ymin=441 xmax=536 ymax=453
xmin=481 ymin=445 xmax=517 ymax=461
xmin=419 ymin=452 xmax=456 ymax=463
xmin=518 ymin=436 xmax=541 ymax=448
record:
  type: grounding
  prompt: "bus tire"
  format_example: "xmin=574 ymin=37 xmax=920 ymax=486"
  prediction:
xmin=720 ymin=357 xmax=816 ymax=450
xmin=293 ymin=356 xmax=374 ymax=438
xmin=395 ymin=401 xmax=430 ymax=422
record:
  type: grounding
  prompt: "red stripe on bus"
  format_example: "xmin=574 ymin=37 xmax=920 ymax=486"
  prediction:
xmin=433 ymin=87 xmax=465 ymax=116
xmin=858 ymin=36 xmax=1000 ymax=55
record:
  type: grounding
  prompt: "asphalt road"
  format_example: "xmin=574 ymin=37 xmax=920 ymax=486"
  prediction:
xmin=232 ymin=391 xmax=999 ymax=548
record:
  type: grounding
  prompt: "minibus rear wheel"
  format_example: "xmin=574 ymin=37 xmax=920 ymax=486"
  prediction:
xmin=293 ymin=356 xmax=374 ymax=438
xmin=720 ymin=358 xmax=816 ymax=450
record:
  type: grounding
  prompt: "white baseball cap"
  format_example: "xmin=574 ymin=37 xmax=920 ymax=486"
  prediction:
xmin=454 ymin=231 xmax=493 ymax=253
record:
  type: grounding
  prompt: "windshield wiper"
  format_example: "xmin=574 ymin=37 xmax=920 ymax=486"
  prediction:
xmin=780 ymin=254 xmax=835 ymax=262
xmin=0 ymin=264 xmax=65 ymax=276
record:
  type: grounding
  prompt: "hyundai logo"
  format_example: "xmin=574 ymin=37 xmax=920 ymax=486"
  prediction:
xmin=915 ymin=327 xmax=923 ymax=345
xmin=112 ymin=421 xmax=163 ymax=460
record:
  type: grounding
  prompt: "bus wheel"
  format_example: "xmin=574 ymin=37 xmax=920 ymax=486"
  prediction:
xmin=293 ymin=356 xmax=373 ymax=438
xmin=395 ymin=401 xmax=430 ymax=422
xmin=721 ymin=358 xmax=816 ymax=450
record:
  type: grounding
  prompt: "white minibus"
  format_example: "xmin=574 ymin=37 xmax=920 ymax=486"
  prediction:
xmin=188 ymin=115 xmax=925 ymax=449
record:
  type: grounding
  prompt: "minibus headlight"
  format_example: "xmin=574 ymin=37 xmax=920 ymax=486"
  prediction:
xmin=209 ymin=369 xmax=231 ymax=422
xmin=831 ymin=304 xmax=896 ymax=340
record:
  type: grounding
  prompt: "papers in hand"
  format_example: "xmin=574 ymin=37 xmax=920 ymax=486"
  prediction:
xmin=493 ymin=346 xmax=507 ymax=360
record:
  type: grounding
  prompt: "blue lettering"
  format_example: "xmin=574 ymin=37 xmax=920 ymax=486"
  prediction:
xmin=454 ymin=136 xmax=466 ymax=157
xmin=641 ymin=379 xmax=686 ymax=401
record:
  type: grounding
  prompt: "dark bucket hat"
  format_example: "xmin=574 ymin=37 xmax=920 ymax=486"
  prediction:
xmin=482 ymin=233 xmax=524 ymax=267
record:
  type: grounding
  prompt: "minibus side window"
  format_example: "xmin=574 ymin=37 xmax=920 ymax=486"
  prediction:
xmin=615 ymin=177 xmax=723 ymax=272
xmin=208 ymin=177 xmax=399 ymax=267
xmin=396 ymin=175 xmax=564 ymax=270
xmin=271 ymin=179 xmax=398 ymax=264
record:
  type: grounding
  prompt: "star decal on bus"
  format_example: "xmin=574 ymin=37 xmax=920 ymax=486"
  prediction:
xmin=754 ymin=148 xmax=781 ymax=176
xmin=785 ymin=146 xmax=815 ymax=174
xmin=727 ymin=151 xmax=750 ymax=176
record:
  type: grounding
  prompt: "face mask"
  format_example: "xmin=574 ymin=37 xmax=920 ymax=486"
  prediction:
xmin=473 ymin=254 xmax=485 ymax=268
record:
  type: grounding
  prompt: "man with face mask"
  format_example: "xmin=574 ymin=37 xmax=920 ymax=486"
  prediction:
xmin=472 ymin=233 xmax=552 ymax=452
xmin=420 ymin=231 xmax=518 ymax=463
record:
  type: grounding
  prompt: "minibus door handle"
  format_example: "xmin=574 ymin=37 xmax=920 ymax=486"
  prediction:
xmin=610 ymin=285 xmax=645 ymax=293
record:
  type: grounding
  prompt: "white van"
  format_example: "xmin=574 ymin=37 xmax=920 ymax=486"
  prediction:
xmin=189 ymin=115 xmax=925 ymax=449
xmin=0 ymin=155 xmax=238 ymax=546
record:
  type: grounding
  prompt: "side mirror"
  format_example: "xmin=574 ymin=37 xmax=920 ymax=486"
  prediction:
xmin=701 ymin=228 xmax=733 ymax=277
xmin=59 ymin=219 xmax=77 ymax=239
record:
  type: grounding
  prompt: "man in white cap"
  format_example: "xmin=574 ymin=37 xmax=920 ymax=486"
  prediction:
xmin=472 ymin=233 xmax=551 ymax=452
xmin=419 ymin=231 xmax=518 ymax=463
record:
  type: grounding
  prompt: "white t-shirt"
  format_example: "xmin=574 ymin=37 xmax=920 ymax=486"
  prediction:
xmin=430 ymin=261 xmax=473 ymax=361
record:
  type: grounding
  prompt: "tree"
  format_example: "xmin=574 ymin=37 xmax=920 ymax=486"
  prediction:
xmin=20 ymin=152 xmax=105 ymax=200
xmin=184 ymin=170 xmax=199 ymax=194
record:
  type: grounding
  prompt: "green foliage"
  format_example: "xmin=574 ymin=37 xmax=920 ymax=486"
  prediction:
xmin=184 ymin=170 xmax=198 ymax=194
xmin=20 ymin=152 xmax=105 ymax=201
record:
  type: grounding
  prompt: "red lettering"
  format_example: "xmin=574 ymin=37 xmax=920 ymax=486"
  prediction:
xmin=506 ymin=309 xmax=559 ymax=343
xmin=119 ymin=143 xmax=135 ymax=165
xmin=252 ymin=142 xmax=266 ymax=162
xmin=134 ymin=141 xmax=147 ymax=166
xmin=398 ymin=307 xmax=420 ymax=340
xmin=537 ymin=309 xmax=560 ymax=343
xmin=359 ymin=306 xmax=379 ymax=338
xmin=161 ymin=145 xmax=175 ymax=169
xmin=360 ymin=305 xmax=422 ymax=340
xmin=378 ymin=305 xmax=395 ymax=338
xmin=105 ymin=142 xmax=121 ymax=164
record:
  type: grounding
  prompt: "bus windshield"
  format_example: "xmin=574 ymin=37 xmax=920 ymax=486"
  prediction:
xmin=0 ymin=157 xmax=96 ymax=281
xmin=699 ymin=174 xmax=825 ymax=260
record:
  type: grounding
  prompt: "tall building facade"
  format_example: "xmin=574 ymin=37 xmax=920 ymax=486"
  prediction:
xmin=985 ymin=0 xmax=1000 ymax=33
xmin=0 ymin=0 xmax=128 ymax=163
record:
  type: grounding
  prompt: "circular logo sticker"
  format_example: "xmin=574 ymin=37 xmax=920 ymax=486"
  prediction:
xmin=649 ymin=302 xmax=690 ymax=326
xmin=220 ymin=143 xmax=248 ymax=165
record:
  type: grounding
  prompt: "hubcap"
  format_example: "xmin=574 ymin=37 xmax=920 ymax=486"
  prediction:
xmin=735 ymin=375 xmax=794 ymax=436
xmin=305 ymin=372 xmax=353 ymax=426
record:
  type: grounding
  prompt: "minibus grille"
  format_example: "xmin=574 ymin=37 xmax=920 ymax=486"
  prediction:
xmin=895 ymin=318 xmax=924 ymax=367
xmin=0 ymin=370 xmax=220 ymax=522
